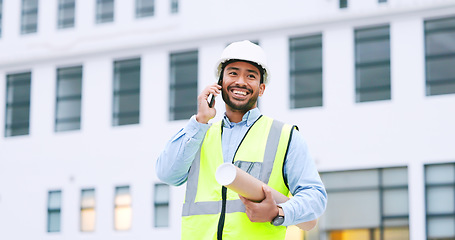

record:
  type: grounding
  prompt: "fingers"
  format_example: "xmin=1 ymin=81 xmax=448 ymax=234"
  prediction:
xmin=195 ymin=83 xmax=222 ymax=123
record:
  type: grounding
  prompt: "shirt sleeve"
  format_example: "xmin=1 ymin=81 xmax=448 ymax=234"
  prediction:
xmin=278 ymin=130 xmax=328 ymax=226
xmin=155 ymin=115 xmax=211 ymax=186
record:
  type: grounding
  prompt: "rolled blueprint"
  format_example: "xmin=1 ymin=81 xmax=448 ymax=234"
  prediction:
xmin=215 ymin=162 xmax=316 ymax=231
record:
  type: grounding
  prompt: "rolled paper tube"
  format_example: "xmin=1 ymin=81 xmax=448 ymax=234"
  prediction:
xmin=215 ymin=163 xmax=315 ymax=230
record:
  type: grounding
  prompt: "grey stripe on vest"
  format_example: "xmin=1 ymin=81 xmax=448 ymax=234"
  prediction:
xmin=182 ymin=148 xmax=202 ymax=216
xmin=259 ymin=120 xmax=284 ymax=184
xmin=182 ymin=199 xmax=245 ymax=216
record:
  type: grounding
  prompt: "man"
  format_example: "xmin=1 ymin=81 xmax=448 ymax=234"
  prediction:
xmin=156 ymin=40 xmax=327 ymax=240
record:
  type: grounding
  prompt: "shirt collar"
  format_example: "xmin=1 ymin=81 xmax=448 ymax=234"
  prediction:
xmin=223 ymin=108 xmax=261 ymax=128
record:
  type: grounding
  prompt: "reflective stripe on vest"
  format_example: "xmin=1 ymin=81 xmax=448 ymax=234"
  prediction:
xmin=181 ymin=116 xmax=294 ymax=240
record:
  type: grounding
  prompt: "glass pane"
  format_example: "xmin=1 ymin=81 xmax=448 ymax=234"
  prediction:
xmin=321 ymin=170 xmax=379 ymax=190
xmin=383 ymin=189 xmax=409 ymax=215
xmin=48 ymin=211 xmax=61 ymax=232
xmin=56 ymin=99 xmax=81 ymax=119
xmin=7 ymin=82 xmax=31 ymax=103
xmin=383 ymin=218 xmax=409 ymax=227
xmin=329 ymin=228 xmax=373 ymax=240
xmin=356 ymin=39 xmax=390 ymax=64
xmin=114 ymin=206 xmax=132 ymax=230
xmin=55 ymin=121 xmax=80 ymax=132
xmin=57 ymin=76 xmax=82 ymax=97
xmin=115 ymin=187 xmax=131 ymax=205
xmin=290 ymin=35 xmax=321 ymax=48
xmin=356 ymin=64 xmax=391 ymax=89
xmin=155 ymin=184 xmax=169 ymax=203
xmin=382 ymin=168 xmax=408 ymax=186
xmin=154 ymin=205 xmax=169 ymax=227
xmin=136 ymin=0 xmax=154 ymax=17
xmin=427 ymin=217 xmax=455 ymax=238
xmin=426 ymin=31 xmax=455 ymax=55
xmin=48 ymin=191 xmax=62 ymax=209
xmin=426 ymin=186 xmax=454 ymax=214
xmin=114 ymin=115 xmax=139 ymax=126
xmin=322 ymin=190 xmax=380 ymax=230
xmin=426 ymin=57 xmax=455 ymax=81
xmin=383 ymin=226 xmax=410 ymax=240
xmin=427 ymin=80 xmax=455 ymax=96
xmin=292 ymin=96 xmax=323 ymax=109
xmin=426 ymin=164 xmax=455 ymax=184
xmin=425 ymin=17 xmax=455 ymax=32
xmin=81 ymin=189 xmax=95 ymax=208
xmin=292 ymin=47 xmax=323 ymax=71
xmin=81 ymin=209 xmax=95 ymax=232
xmin=292 ymin=72 xmax=323 ymax=95
xmin=7 ymin=106 xmax=30 ymax=125
xmin=114 ymin=93 xmax=140 ymax=113
xmin=356 ymin=26 xmax=389 ymax=39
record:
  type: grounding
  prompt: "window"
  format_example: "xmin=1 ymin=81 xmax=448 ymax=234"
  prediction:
xmin=96 ymin=0 xmax=114 ymax=24
xmin=289 ymin=34 xmax=323 ymax=108
xmin=170 ymin=0 xmax=178 ymax=14
xmin=114 ymin=186 xmax=131 ymax=231
xmin=425 ymin=163 xmax=455 ymax=240
xmin=5 ymin=72 xmax=31 ymax=137
xmin=317 ymin=168 xmax=409 ymax=240
xmin=378 ymin=0 xmax=387 ymax=3
xmin=169 ymin=50 xmax=198 ymax=121
xmin=0 ymin=0 xmax=3 ymax=38
xmin=113 ymin=58 xmax=140 ymax=126
xmin=136 ymin=0 xmax=154 ymax=18
xmin=57 ymin=0 xmax=75 ymax=29
xmin=55 ymin=66 xmax=82 ymax=132
xmin=154 ymin=183 xmax=170 ymax=228
xmin=424 ymin=16 xmax=455 ymax=96
xmin=80 ymin=189 xmax=95 ymax=232
xmin=47 ymin=190 xmax=62 ymax=233
xmin=354 ymin=25 xmax=391 ymax=102
xmin=339 ymin=0 xmax=347 ymax=9
xmin=21 ymin=0 xmax=38 ymax=34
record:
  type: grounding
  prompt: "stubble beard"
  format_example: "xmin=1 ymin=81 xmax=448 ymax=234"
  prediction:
xmin=222 ymin=86 xmax=259 ymax=112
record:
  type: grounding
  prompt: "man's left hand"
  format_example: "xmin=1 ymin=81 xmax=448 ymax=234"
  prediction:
xmin=239 ymin=185 xmax=280 ymax=223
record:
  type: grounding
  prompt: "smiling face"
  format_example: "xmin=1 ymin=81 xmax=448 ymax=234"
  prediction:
xmin=221 ymin=61 xmax=266 ymax=113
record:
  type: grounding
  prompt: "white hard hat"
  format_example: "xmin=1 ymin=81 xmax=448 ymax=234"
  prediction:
xmin=215 ymin=40 xmax=270 ymax=85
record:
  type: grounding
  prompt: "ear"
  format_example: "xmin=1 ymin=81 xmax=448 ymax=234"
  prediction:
xmin=259 ymin=83 xmax=266 ymax=97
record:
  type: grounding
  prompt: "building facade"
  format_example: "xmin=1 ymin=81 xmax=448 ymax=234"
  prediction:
xmin=0 ymin=0 xmax=454 ymax=239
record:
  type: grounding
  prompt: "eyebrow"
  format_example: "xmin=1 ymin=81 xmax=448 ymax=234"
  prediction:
xmin=226 ymin=67 xmax=259 ymax=76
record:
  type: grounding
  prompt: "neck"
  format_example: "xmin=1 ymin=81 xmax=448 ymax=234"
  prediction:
xmin=225 ymin=106 xmax=255 ymax=123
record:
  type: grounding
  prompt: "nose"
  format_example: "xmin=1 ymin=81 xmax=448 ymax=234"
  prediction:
xmin=235 ymin=75 xmax=247 ymax=85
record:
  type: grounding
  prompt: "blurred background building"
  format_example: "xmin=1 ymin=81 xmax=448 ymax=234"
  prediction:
xmin=0 ymin=0 xmax=454 ymax=239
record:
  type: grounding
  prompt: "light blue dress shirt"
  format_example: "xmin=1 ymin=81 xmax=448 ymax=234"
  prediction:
xmin=156 ymin=108 xmax=327 ymax=226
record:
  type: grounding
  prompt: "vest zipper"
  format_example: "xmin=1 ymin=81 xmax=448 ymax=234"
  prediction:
xmin=217 ymin=186 xmax=227 ymax=240
xmin=216 ymin=115 xmax=263 ymax=239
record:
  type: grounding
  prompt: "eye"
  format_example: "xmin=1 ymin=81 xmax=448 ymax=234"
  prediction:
xmin=248 ymin=74 xmax=257 ymax=79
xmin=228 ymin=71 xmax=238 ymax=76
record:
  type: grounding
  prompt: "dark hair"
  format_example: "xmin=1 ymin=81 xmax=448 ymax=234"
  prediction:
xmin=221 ymin=59 xmax=265 ymax=84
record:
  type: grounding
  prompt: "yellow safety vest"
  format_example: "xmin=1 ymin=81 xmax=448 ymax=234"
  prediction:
xmin=181 ymin=115 xmax=295 ymax=240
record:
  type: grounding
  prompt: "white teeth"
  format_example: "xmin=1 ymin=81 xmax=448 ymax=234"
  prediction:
xmin=233 ymin=90 xmax=247 ymax=96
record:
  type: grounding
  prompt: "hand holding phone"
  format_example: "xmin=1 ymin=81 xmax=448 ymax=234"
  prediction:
xmin=207 ymin=78 xmax=222 ymax=108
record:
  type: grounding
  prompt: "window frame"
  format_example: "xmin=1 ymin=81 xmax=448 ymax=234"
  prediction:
xmin=21 ymin=0 xmax=39 ymax=34
xmin=354 ymin=24 xmax=391 ymax=103
xmin=57 ymin=0 xmax=76 ymax=29
xmin=112 ymin=57 xmax=141 ymax=126
xmin=5 ymin=72 xmax=32 ymax=137
xmin=55 ymin=65 xmax=83 ymax=132
xmin=169 ymin=50 xmax=198 ymax=121
xmin=424 ymin=16 xmax=455 ymax=96
xmin=289 ymin=34 xmax=323 ymax=109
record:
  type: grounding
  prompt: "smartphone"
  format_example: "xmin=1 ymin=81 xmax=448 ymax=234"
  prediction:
xmin=207 ymin=78 xmax=223 ymax=108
